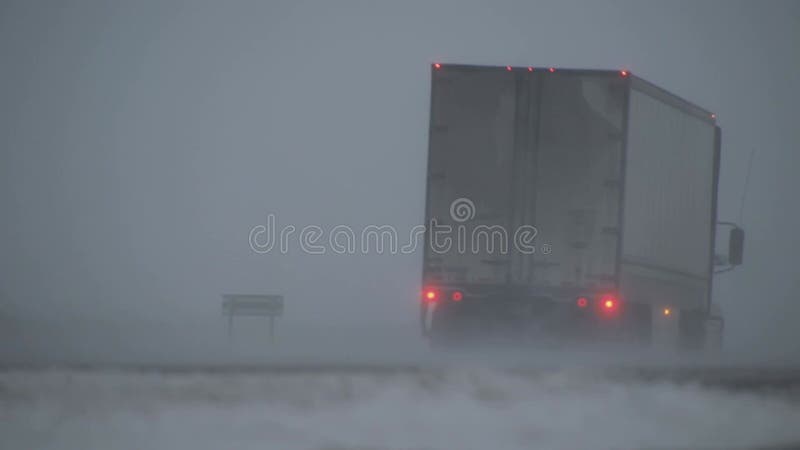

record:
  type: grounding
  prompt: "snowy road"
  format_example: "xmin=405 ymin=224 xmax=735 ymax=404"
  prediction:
xmin=2 ymin=365 xmax=800 ymax=450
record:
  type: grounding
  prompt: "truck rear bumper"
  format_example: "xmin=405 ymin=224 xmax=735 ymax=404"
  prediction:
xmin=424 ymin=296 xmax=653 ymax=344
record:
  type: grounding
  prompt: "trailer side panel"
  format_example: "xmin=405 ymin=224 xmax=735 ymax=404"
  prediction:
xmin=620 ymin=82 xmax=717 ymax=310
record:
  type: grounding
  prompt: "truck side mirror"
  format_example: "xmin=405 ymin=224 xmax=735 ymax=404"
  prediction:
xmin=729 ymin=227 xmax=744 ymax=265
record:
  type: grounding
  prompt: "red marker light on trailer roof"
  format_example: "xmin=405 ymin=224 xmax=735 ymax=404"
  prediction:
xmin=620 ymin=70 xmax=629 ymax=77
xmin=576 ymin=297 xmax=588 ymax=308
xmin=506 ymin=66 xmax=513 ymax=71
xmin=451 ymin=291 xmax=463 ymax=301
xmin=433 ymin=63 xmax=442 ymax=69
xmin=548 ymin=67 xmax=555 ymax=73
xmin=711 ymin=113 xmax=716 ymax=119
xmin=528 ymin=67 xmax=534 ymax=72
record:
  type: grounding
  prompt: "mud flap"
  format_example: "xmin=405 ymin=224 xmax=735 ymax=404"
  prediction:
xmin=704 ymin=316 xmax=724 ymax=351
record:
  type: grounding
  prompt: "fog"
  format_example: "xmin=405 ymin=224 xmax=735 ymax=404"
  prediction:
xmin=1 ymin=0 xmax=799 ymax=366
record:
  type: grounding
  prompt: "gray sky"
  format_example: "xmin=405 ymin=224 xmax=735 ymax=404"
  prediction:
xmin=0 ymin=0 xmax=798 ymax=363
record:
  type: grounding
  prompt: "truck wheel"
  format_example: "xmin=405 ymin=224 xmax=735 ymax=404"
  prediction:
xmin=628 ymin=303 xmax=653 ymax=345
xmin=704 ymin=316 xmax=724 ymax=352
xmin=678 ymin=309 xmax=706 ymax=350
xmin=427 ymin=307 xmax=458 ymax=349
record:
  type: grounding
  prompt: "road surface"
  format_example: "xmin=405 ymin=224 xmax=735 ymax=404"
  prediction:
xmin=2 ymin=363 xmax=800 ymax=450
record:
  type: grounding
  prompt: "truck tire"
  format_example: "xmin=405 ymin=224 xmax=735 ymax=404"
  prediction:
xmin=427 ymin=306 xmax=460 ymax=348
xmin=704 ymin=316 xmax=724 ymax=352
xmin=678 ymin=309 xmax=707 ymax=350
xmin=678 ymin=309 xmax=723 ymax=351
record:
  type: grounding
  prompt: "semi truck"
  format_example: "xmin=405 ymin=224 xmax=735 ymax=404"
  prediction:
xmin=420 ymin=64 xmax=743 ymax=348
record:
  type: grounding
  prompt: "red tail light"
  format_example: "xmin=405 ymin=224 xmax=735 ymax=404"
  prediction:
xmin=600 ymin=295 xmax=618 ymax=312
xmin=451 ymin=291 xmax=463 ymax=301
xmin=423 ymin=288 xmax=438 ymax=303
xmin=576 ymin=297 xmax=588 ymax=308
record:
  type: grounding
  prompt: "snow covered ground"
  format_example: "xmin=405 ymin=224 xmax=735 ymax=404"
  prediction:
xmin=2 ymin=366 xmax=800 ymax=450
